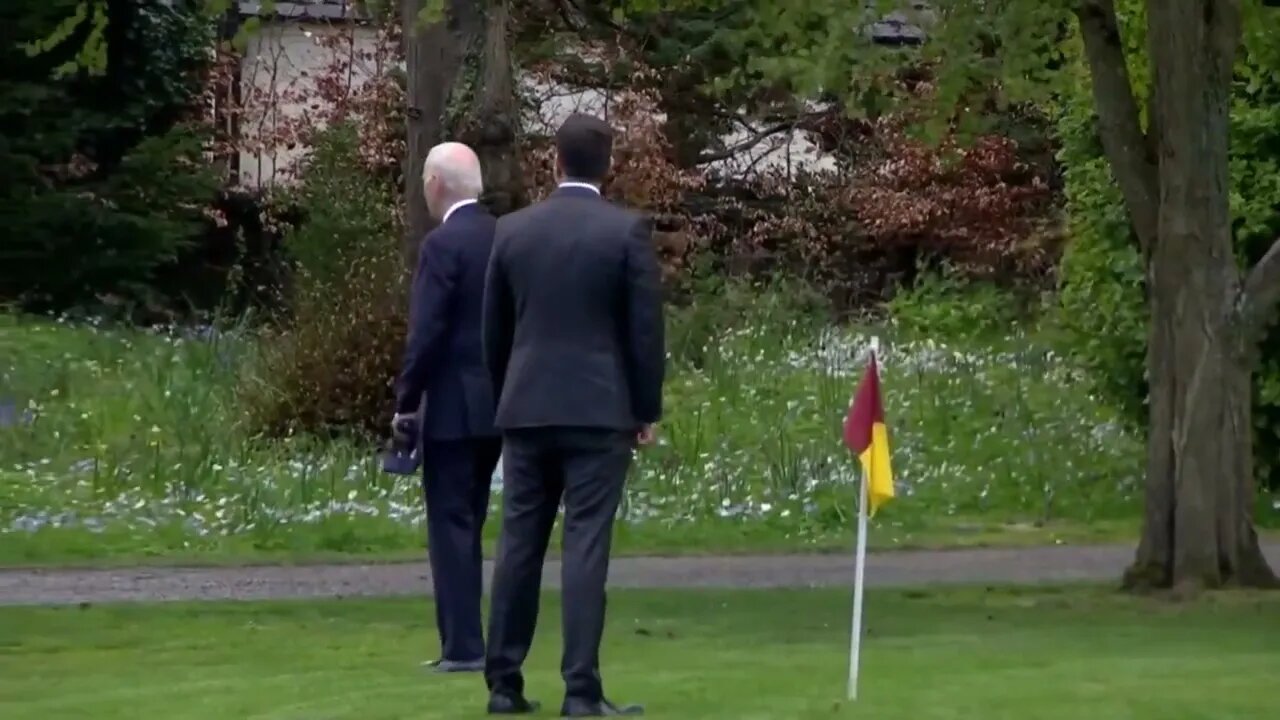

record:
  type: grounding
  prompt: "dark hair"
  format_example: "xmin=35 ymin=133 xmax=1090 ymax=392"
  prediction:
xmin=555 ymin=113 xmax=614 ymax=181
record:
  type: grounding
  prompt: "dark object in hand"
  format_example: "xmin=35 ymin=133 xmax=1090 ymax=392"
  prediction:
xmin=382 ymin=416 xmax=422 ymax=475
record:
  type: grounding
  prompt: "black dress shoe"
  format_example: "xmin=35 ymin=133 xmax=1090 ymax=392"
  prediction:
xmin=424 ymin=658 xmax=485 ymax=673
xmin=487 ymin=693 xmax=541 ymax=715
xmin=560 ymin=698 xmax=644 ymax=717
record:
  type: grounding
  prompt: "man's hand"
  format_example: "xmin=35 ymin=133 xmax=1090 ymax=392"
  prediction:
xmin=636 ymin=424 xmax=657 ymax=447
xmin=391 ymin=413 xmax=417 ymax=444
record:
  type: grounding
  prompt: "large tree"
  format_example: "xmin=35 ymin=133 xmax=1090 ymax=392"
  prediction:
xmin=1082 ymin=0 xmax=1279 ymax=590
xmin=648 ymin=0 xmax=1280 ymax=590
xmin=1011 ymin=0 xmax=1279 ymax=590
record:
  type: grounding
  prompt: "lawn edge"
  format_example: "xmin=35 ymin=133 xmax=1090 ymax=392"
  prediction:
xmin=0 ymin=534 xmax=1146 ymax=571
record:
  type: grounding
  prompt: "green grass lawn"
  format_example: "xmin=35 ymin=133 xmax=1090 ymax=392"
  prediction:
xmin=2 ymin=587 xmax=1277 ymax=719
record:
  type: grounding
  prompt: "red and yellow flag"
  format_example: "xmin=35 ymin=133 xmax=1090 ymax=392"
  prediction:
xmin=842 ymin=353 xmax=894 ymax=516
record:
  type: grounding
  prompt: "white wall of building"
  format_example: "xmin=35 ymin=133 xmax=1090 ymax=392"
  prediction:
xmin=237 ymin=21 xmax=378 ymax=189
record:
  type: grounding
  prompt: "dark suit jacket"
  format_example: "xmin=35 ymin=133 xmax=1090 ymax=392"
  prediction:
xmin=395 ymin=203 xmax=499 ymax=440
xmin=482 ymin=186 xmax=665 ymax=431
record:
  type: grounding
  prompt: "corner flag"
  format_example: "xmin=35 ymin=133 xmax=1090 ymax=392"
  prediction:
xmin=843 ymin=352 xmax=894 ymax=516
xmin=842 ymin=344 xmax=895 ymax=701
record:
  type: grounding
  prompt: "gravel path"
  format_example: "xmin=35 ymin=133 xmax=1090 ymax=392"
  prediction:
xmin=3 ymin=543 xmax=1277 ymax=606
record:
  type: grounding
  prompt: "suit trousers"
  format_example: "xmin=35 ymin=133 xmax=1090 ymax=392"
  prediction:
xmin=484 ymin=428 xmax=633 ymax=703
xmin=423 ymin=437 xmax=502 ymax=662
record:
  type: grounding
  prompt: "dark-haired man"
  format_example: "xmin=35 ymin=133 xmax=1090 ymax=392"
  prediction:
xmin=481 ymin=113 xmax=666 ymax=717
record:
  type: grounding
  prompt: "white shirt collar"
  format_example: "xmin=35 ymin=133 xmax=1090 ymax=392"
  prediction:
xmin=558 ymin=182 xmax=601 ymax=194
xmin=442 ymin=198 xmax=478 ymax=224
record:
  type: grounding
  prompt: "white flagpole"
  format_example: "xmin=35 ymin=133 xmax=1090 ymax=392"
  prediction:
xmin=847 ymin=454 xmax=870 ymax=700
xmin=847 ymin=336 xmax=878 ymax=701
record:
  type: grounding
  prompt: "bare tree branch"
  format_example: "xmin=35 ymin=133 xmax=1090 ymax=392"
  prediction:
xmin=553 ymin=0 xmax=589 ymax=32
xmin=1239 ymin=236 xmax=1280 ymax=345
xmin=693 ymin=110 xmax=830 ymax=165
xmin=1075 ymin=0 xmax=1159 ymax=255
xmin=694 ymin=122 xmax=796 ymax=164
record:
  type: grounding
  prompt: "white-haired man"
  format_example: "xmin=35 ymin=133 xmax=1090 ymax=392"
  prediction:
xmin=392 ymin=142 xmax=500 ymax=673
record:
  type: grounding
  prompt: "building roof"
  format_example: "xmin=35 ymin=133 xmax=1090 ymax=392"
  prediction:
xmin=866 ymin=1 xmax=932 ymax=45
xmin=237 ymin=1 xmax=363 ymax=21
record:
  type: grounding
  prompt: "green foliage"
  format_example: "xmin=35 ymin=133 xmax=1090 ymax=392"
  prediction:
xmin=1053 ymin=4 xmax=1280 ymax=490
xmin=45 ymin=0 xmax=275 ymax=59
xmin=1051 ymin=33 xmax=1148 ymax=427
xmin=0 ymin=313 xmax=414 ymax=557
xmin=666 ymin=269 xmax=826 ymax=369
xmin=612 ymin=0 xmax=1074 ymax=133
xmin=417 ymin=0 xmax=446 ymax=26
xmin=0 ymin=315 xmax=252 ymax=523
xmin=2 ymin=128 xmax=221 ymax=313
xmin=0 ymin=0 xmax=219 ymax=314
xmin=281 ymin=127 xmax=402 ymax=292
xmin=887 ymin=267 xmax=1025 ymax=342
xmin=22 ymin=0 xmax=107 ymax=78
xmin=240 ymin=124 xmax=408 ymax=438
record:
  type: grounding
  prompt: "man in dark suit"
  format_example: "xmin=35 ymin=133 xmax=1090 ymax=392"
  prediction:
xmin=393 ymin=142 xmax=501 ymax=674
xmin=481 ymin=114 xmax=665 ymax=717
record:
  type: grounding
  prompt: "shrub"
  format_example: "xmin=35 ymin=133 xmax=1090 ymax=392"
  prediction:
xmin=520 ymin=57 xmax=1059 ymax=308
xmin=672 ymin=122 xmax=1057 ymax=312
xmin=225 ymin=16 xmax=409 ymax=439
xmin=240 ymin=125 xmax=406 ymax=438
xmin=723 ymin=112 xmax=1058 ymax=307
xmin=147 ymin=188 xmax=298 ymax=320
xmin=887 ymin=266 xmax=1029 ymax=342
xmin=280 ymin=127 xmax=404 ymax=290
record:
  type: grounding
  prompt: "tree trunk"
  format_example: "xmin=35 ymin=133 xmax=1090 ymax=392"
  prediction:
xmin=1122 ymin=0 xmax=1277 ymax=592
xmin=400 ymin=0 xmax=481 ymax=261
xmin=1076 ymin=0 xmax=1159 ymax=254
xmin=453 ymin=0 xmax=525 ymax=216
xmin=400 ymin=0 xmax=523 ymax=264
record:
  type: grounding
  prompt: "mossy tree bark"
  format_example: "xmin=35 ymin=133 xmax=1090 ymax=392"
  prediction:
xmin=400 ymin=0 xmax=523 ymax=263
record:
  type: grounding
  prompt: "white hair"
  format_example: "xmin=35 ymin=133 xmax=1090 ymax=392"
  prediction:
xmin=423 ymin=142 xmax=483 ymax=201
